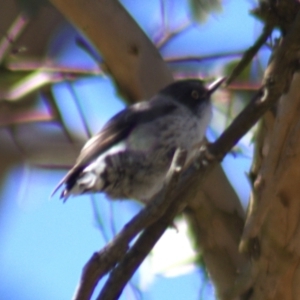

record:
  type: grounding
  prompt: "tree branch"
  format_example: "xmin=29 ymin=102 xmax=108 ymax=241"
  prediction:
xmin=240 ymin=9 xmax=300 ymax=247
xmin=48 ymin=0 xmax=245 ymax=298
xmin=95 ymin=83 xmax=267 ymax=300
xmin=96 ymin=149 xmax=188 ymax=300
xmin=95 ymin=9 xmax=300 ymax=299
xmin=73 ymin=149 xmax=187 ymax=300
xmin=225 ymin=25 xmax=273 ymax=86
xmin=48 ymin=0 xmax=173 ymax=101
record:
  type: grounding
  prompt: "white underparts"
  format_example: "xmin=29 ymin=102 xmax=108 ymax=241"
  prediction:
xmin=75 ymin=142 xmax=126 ymax=193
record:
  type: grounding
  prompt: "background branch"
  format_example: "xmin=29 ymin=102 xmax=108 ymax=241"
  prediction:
xmin=87 ymin=20 xmax=300 ymax=295
xmin=241 ymin=9 xmax=300 ymax=246
xmin=96 ymin=9 xmax=300 ymax=299
xmin=73 ymin=149 xmax=187 ymax=300
xmin=49 ymin=0 xmax=173 ymax=101
xmin=96 ymin=149 xmax=188 ymax=300
xmin=225 ymin=25 xmax=273 ymax=86
xmin=3 ymin=0 xmax=300 ymax=299
xmin=49 ymin=0 xmax=246 ymax=298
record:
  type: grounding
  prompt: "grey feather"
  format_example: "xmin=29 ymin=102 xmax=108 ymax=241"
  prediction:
xmin=51 ymin=79 xmax=224 ymax=202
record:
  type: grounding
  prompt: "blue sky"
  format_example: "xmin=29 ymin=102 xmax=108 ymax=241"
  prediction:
xmin=0 ymin=1 xmax=263 ymax=299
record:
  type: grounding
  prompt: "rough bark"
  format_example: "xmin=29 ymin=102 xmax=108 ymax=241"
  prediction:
xmin=240 ymin=73 xmax=300 ymax=300
xmin=237 ymin=4 xmax=300 ymax=298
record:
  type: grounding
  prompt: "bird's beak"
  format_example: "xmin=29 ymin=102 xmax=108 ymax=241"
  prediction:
xmin=207 ymin=77 xmax=226 ymax=96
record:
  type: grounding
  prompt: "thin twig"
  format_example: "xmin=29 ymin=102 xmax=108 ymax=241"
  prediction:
xmin=225 ymin=25 xmax=273 ymax=86
xmin=97 ymin=149 xmax=188 ymax=300
xmin=95 ymin=10 xmax=300 ymax=299
xmin=0 ymin=13 xmax=29 ymax=63
xmin=155 ymin=21 xmax=191 ymax=49
xmin=164 ymin=51 xmax=242 ymax=64
xmin=72 ymin=149 xmax=187 ymax=300
xmin=73 ymin=9 xmax=300 ymax=300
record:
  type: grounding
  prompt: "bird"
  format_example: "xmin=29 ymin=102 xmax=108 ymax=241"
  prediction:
xmin=52 ymin=77 xmax=225 ymax=203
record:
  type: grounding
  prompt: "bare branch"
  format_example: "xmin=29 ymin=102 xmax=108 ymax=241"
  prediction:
xmin=240 ymin=9 xmax=300 ymax=247
xmin=0 ymin=13 xmax=29 ymax=63
xmin=155 ymin=21 xmax=191 ymax=49
xmin=225 ymin=25 xmax=273 ymax=86
xmin=96 ymin=149 xmax=187 ymax=300
xmin=164 ymin=51 xmax=242 ymax=64
xmin=49 ymin=0 xmax=174 ymax=101
xmin=48 ymin=0 xmax=246 ymax=297
xmin=73 ymin=149 xmax=187 ymax=300
xmin=91 ymin=9 xmax=300 ymax=299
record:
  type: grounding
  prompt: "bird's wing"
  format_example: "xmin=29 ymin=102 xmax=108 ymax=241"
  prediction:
xmin=51 ymin=98 xmax=177 ymax=197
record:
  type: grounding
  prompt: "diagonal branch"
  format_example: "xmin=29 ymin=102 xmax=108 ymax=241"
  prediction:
xmin=72 ymin=149 xmax=187 ymax=300
xmin=96 ymin=149 xmax=188 ymax=300
xmin=48 ymin=0 xmax=296 ymax=299
xmin=95 ymin=9 xmax=300 ymax=299
xmin=49 ymin=0 xmax=174 ymax=101
xmin=225 ymin=25 xmax=273 ymax=86
xmin=49 ymin=3 xmax=245 ymax=297
xmin=240 ymin=9 xmax=300 ymax=248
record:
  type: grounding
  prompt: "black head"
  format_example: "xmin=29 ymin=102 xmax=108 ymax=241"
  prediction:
xmin=159 ymin=78 xmax=225 ymax=111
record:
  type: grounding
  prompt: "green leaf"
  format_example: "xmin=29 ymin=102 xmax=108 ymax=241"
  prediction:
xmin=188 ymin=0 xmax=222 ymax=22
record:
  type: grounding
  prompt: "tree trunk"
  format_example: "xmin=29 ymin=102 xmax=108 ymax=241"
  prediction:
xmin=238 ymin=72 xmax=300 ymax=300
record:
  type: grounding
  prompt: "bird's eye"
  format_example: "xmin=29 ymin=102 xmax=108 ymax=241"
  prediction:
xmin=191 ymin=90 xmax=199 ymax=99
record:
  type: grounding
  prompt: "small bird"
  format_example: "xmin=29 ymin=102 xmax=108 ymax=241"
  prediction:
xmin=52 ymin=77 xmax=225 ymax=203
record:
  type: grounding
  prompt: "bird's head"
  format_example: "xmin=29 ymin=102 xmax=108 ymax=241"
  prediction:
xmin=159 ymin=77 xmax=225 ymax=114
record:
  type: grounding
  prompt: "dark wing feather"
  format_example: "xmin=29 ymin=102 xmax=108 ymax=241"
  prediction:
xmin=51 ymin=99 xmax=177 ymax=197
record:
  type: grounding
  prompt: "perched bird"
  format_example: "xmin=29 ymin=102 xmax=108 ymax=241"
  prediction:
xmin=52 ymin=78 xmax=225 ymax=203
